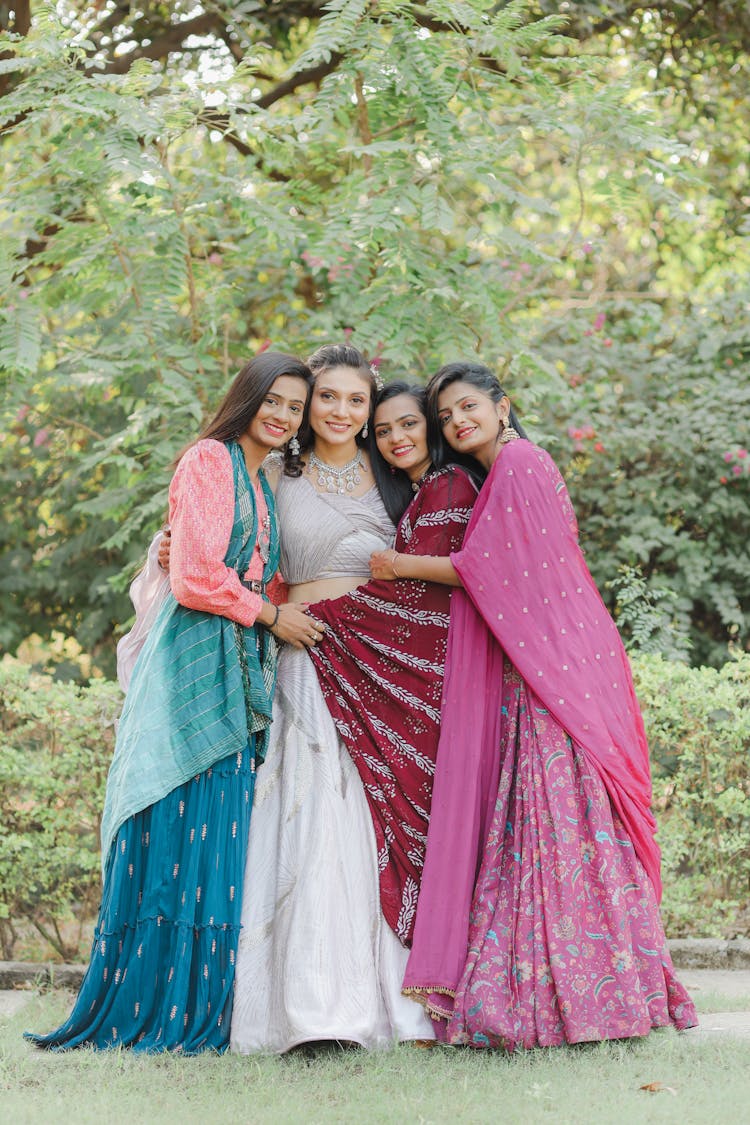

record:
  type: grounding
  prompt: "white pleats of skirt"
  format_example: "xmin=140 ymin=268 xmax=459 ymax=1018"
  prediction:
xmin=230 ymin=646 xmax=434 ymax=1054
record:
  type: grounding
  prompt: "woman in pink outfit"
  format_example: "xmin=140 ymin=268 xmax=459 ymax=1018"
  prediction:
xmin=372 ymin=360 xmax=697 ymax=1050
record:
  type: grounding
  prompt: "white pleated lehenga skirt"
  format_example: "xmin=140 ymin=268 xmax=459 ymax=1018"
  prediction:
xmin=230 ymin=646 xmax=434 ymax=1054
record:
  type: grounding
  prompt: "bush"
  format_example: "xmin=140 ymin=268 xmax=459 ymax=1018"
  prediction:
xmin=632 ymin=651 xmax=750 ymax=939
xmin=0 ymin=653 xmax=747 ymax=961
xmin=532 ymin=294 xmax=750 ymax=667
xmin=0 ymin=660 xmax=121 ymax=960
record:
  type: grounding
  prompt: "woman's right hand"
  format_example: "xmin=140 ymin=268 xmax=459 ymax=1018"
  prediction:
xmin=270 ymin=604 xmax=326 ymax=650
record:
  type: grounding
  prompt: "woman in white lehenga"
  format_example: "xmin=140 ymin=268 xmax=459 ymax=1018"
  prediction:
xmin=229 ymin=345 xmax=433 ymax=1053
xmin=117 ymin=345 xmax=433 ymax=1052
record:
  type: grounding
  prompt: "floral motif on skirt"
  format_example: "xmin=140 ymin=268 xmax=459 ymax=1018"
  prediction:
xmin=445 ymin=665 xmax=697 ymax=1049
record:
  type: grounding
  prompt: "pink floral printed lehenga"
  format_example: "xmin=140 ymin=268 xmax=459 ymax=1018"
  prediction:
xmin=403 ymin=440 xmax=697 ymax=1049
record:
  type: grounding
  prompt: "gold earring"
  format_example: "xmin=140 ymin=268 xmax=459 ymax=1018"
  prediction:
xmin=498 ymin=415 xmax=520 ymax=444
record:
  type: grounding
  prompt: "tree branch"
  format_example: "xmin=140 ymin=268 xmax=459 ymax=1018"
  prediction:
xmin=196 ymin=110 xmax=290 ymax=181
xmin=0 ymin=0 xmax=31 ymax=98
xmin=255 ymin=54 xmax=343 ymax=109
xmin=0 ymin=0 xmax=31 ymax=35
xmin=102 ymin=13 xmax=225 ymax=75
xmin=354 ymin=72 xmax=373 ymax=175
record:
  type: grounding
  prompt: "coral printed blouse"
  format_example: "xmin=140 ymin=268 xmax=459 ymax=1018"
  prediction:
xmin=168 ymin=439 xmax=266 ymax=628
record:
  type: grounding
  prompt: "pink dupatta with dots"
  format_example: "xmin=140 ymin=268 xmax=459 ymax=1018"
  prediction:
xmin=403 ymin=439 xmax=660 ymax=1001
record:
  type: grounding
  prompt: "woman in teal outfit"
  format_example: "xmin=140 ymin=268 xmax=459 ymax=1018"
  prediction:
xmin=26 ymin=351 xmax=318 ymax=1054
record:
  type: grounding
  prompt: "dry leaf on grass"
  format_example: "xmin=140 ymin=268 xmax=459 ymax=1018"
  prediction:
xmin=639 ymin=1081 xmax=677 ymax=1095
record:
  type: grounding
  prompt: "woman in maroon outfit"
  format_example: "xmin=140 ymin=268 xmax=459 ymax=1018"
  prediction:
xmin=308 ymin=382 xmax=479 ymax=943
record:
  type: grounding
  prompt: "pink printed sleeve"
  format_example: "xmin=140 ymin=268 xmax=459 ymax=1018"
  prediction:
xmin=168 ymin=439 xmax=263 ymax=627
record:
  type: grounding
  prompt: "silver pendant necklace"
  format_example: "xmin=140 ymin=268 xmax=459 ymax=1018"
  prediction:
xmin=308 ymin=449 xmax=363 ymax=494
xmin=258 ymin=513 xmax=271 ymax=564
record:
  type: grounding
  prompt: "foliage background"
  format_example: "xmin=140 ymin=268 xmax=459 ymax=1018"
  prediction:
xmin=0 ymin=3 xmax=748 ymax=954
xmin=1 ymin=0 xmax=748 ymax=676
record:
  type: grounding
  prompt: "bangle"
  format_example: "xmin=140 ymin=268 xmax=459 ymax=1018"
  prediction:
xmin=268 ymin=603 xmax=280 ymax=631
xmin=391 ymin=551 xmax=403 ymax=578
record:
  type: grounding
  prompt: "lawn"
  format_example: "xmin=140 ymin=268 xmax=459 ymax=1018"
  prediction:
xmin=3 ymin=991 xmax=750 ymax=1125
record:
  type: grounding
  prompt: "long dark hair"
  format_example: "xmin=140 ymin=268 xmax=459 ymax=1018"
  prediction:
xmin=289 ymin=344 xmax=381 ymax=470
xmin=182 ymin=350 xmax=313 ymax=472
xmin=370 ymin=380 xmax=485 ymax=523
xmin=425 ymin=360 xmax=527 ymax=471
xmin=369 ymin=381 xmax=425 ymax=524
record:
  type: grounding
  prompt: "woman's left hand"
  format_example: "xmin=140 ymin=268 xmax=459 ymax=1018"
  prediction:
xmin=369 ymin=550 xmax=400 ymax=580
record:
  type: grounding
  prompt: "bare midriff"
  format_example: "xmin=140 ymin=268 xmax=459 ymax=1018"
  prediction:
xmin=288 ymin=576 xmax=364 ymax=603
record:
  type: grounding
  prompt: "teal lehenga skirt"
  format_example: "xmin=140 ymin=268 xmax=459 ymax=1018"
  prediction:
xmin=26 ymin=745 xmax=255 ymax=1054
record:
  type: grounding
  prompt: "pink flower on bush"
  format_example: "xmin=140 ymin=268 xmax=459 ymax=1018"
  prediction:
xmin=603 ymin=337 xmax=613 ymax=347
xmin=207 ymin=252 xmax=222 ymax=266
xmin=371 ymin=342 xmax=384 ymax=367
xmin=594 ymin=441 xmax=604 ymax=453
xmin=15 ymin=404 xmax=30 ymax=423
xmin=568 ymin=424 xmax=596 ymax=452
xmin=593 ymin=312 xmax=606 ymax=332
xmin=732 ymin=464 xmax=743 ymax=476
xmin=33 ymin=428 xmax=49 ymax=448
xmin=738 ymin=449 xmax=748 ymax=459
xmin=723 ymin=451 xmax=734 ymax=462
xmin=301 ymin=250 xmax=325 ymax=269
xmin=720 ymin=476 xmax=728 ymax=485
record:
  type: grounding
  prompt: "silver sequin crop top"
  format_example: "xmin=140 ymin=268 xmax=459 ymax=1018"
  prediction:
xmin=275 ymin=474 xmax=395 ymax=584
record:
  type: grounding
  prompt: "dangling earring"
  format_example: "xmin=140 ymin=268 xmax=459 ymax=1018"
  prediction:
xmin=498 ymin=415 xmax=520 ymax=444
xmin=288 ymin=435 xmax=300 ymax=455
xmin=362 ymin=421 xmax=369 ymax=439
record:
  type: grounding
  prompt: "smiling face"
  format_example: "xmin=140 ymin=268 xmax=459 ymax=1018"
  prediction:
xmin=436 ymin=380 xmax=509 ymax=470
xmin=308 ymin=365 xmax=372 ymax=452
xmin=373 ymin=393 xmax=431 ymax=483
xmin=243 ymin=373 xmax=309 ymax=454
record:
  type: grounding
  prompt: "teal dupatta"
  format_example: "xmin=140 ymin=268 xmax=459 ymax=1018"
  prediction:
xmin=100 ymin=441 xmax=280 ymax=868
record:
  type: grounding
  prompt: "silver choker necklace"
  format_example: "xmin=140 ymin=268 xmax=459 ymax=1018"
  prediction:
xmin=309 ymin=449 xmax=363 ymax=494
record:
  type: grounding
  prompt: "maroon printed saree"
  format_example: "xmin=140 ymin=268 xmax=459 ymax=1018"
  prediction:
xmin=308 ymin=466 xmax=478 ymax=944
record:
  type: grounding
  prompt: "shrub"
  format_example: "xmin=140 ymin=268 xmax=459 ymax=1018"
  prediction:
xmin=0 ymin=653 xmax=747 ymax=961
xmin=533 ymin=294 xmax=750 ymax=667
xmin=0 ymin=660 xmax=121 ymax=960
xmin=632 ymin=651 xmax=750 ymax=938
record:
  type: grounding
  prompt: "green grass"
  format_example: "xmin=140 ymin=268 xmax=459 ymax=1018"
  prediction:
xmin=3 ymin=992 xmax=750 ymax=1125
xmin=692 ymin=991 xmax=750 ymax=1014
